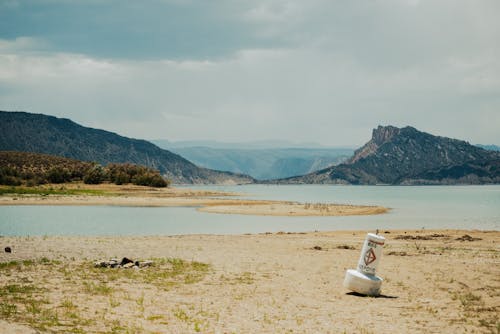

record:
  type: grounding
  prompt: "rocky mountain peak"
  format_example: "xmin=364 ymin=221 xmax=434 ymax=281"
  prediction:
xmin=372 ymin=125 xmax=401 ymax=146
xmin=347 ymin=125 xmax=402 ymax=164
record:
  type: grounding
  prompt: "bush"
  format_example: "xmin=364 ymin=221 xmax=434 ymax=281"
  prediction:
xmin=0 ymin=175 xmax=22 ymax=186
xmin=47 ymin=167 xmax=72 ymax=184
xmin=132 ymin=172 xmax=168 ymax=187
xmin=83 ymin=166 xmax=106 ymax=184
xmin=112 ymin=171 xmax=130 ymax=185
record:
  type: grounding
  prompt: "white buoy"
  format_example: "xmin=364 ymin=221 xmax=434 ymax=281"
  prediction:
xmin=343 ymin=232 xmax=385 ymax=296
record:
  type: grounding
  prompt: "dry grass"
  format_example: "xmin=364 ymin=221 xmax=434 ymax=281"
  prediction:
xmin=0 ymin=257 xmax=213 ymax=333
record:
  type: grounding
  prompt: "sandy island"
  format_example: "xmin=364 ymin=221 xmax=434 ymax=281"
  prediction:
xmin=0 ymin=230 xmax=498 ymax=333
xmin=0 ymin=183 xmax=388 ymax=217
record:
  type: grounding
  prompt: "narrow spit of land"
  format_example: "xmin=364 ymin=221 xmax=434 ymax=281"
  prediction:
xmin=0 ymin=183 xmax=388 ymax=217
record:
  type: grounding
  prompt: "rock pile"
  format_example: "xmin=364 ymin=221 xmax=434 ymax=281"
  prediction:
xmin=94 ymin=257 xmax=154 ymax=269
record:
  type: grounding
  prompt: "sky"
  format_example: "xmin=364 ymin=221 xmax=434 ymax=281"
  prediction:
xmin=0 ymin=0 xmax=499 ymax=147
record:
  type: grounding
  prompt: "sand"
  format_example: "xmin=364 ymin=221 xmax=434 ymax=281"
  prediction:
xmin=0 ymin=184 xmax=388 ymax=217
xmin=0 ymin=230 xmax=498 ymax=333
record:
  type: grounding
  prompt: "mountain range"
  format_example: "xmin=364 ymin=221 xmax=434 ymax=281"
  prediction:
xmin=0 ymin=111 xmax=253 ymax=184
xmin=152 ymin=143 xmax=353 ymax=180
xmin=272 ymin=125 xmax=500 ymax=185
xmin=1 ymin=110 xmax=499 ymax=185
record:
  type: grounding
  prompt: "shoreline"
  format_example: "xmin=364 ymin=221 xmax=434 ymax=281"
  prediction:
xmin=0 ymin=229 xmax=498 ymax=333
xmin=0 ymin=184 xmax=388 ymax=217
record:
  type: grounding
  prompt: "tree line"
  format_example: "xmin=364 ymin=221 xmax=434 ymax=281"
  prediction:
xmin=0 ymin=151 xmax=169 ymax=187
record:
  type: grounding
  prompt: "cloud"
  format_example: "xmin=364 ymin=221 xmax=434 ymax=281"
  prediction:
xmin=0 ymin=1 xmax=499 ymax=146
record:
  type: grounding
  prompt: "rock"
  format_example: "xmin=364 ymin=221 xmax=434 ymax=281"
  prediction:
xmin=120 ymin=257 xmax=134 ymax=266
xmin=336 ymin=245 xmax=355 ymax=250
xmin=93 ymin=258 xmax=154 ymax=270
xmin=139 ymin=260 xmax=154 ymax=268
xmin=456 ymin=234 xmax=482 ymax=242
xmin=94 ymin=261 xmax=108 ymax=268
xmin=312 ymin=246 xmax=322 ymax=250
xmin=4 ymin=247 xmax=11 ymax=253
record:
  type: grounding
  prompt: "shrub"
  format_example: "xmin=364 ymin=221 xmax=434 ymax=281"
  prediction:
xmin=83 ymin=166 xmax=106 ymax=184
xmin=47 ymin=167 xmax=72 ymax=184
xmin=0 ymin=175 xmax=22 ymax=186
xmin=132 ymin=172 xmax=168 ymax=187
xmin=112 ymin=171 xmax=130 ymax=185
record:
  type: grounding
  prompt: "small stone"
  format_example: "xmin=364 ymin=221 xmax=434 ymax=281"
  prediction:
xmin=139 ymin=260 xmax=154 ymax=268
xmin=456 ymin=234 xmax=481 ymax=242
xmin=120 ymin=257 xmax=134 ymax=266
xmin=123 ymin=262 xmax=134 ymax=268
xmin=94 ymin=261 xmax=107 ymax=268
xmin=313 ymin=246 xmax=322 ymax=250
xmin=4 ymin=247 xmax=11 ymax=253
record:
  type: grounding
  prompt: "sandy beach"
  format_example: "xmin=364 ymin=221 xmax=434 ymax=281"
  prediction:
xmin=0 ymin=230 xmax=498 ymax=333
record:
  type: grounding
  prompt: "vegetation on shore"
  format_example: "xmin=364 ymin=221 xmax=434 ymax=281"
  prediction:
xmin=0 ymin=151 xmax=169 ymax=188
xmin=0 ymin=186 xmax=107 ymax=196
xmin=0 ymin=257 xmax=211 ymax=333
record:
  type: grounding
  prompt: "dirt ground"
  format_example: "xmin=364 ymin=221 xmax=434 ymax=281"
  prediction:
xmin=0 ymin=229 xmax=498 ymax=333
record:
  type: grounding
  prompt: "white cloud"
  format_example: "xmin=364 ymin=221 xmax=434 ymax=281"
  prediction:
xmin=1 ymin=1 xmax=500 ymax=146
xmin=0 ymin=36 xmax=47 ymax=53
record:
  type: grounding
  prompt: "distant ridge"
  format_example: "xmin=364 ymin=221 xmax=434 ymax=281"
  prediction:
xmin=477 ymin=144 xmax=500 ymax=152
xmin=271 ymin=126 xmax=500 ymax=185
xmin=152 ymin=143 xmax=353 ymax=180
xmin=0 ymin=111 xmax=254 ymax=184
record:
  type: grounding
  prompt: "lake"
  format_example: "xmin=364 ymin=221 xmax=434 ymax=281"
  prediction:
xmin=0 ymin=185 xmax=499 ymax=236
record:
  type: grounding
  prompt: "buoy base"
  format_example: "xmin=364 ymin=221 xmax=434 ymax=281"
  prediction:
xmin=343 ymin=269 xmax=383 ymax=296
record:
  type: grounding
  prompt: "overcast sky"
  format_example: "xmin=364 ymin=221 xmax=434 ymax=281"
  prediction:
xmin=1 ymin=0 xmax=499 ymax=147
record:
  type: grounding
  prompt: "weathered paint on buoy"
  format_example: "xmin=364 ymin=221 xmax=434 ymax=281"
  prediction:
xmin=343 ymin=232 xmax=385 ymax=296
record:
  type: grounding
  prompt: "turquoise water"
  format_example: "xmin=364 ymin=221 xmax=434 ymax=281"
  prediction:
xmin=0 ymin=185 xmax=499 ymax=236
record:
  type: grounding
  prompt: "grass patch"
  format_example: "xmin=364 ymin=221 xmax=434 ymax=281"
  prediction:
xmin=0 ymin=257 xmax=212 ymax=333
xmin=0 ymin=185 xmax=106 ymax=196
xmin=173 ymin=307 xmax=214 ymax=333
xmin=83 ymin=282 xmax=114 ymax=296
xmin=89 ymin=258 xmax=211 ymax=289
xmin=0 ymin=302 xmax=17 ymax=317
xmin=0 ymin=284 xmax=38 ymax=296
xmin=220 ymin=272 xmax=255 ymax=285
xmin=0 ymin=258 xmax=61 ymax=272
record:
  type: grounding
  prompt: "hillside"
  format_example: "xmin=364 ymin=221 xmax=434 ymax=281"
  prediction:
xmin=152 ymin=143 xmax=353 ymax=180
xmin=0 ymin=111 xmax=254 ymax=184
xmin=274 ymin=126 xmax=500 ymax=185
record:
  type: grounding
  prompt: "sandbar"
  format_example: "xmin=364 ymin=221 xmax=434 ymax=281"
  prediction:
xmin=0 ymin=184 xmax=388 ymax=217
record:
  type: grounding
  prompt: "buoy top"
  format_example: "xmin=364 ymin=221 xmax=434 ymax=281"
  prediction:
xmin=366 ymin=233 xmax=385 ymax=245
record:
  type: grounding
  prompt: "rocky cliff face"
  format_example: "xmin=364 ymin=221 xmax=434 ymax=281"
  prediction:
xmin=274 ymin=126 xmax=500 ymax=185
xmin=348 ymin=125 xmax=400 ymax=164
xmin=0 ymin=111 xmax=254 ymax=184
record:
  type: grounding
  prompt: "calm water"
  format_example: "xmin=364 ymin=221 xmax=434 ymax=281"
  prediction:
xmin=0 ymin=185 xmax=499 ymax=236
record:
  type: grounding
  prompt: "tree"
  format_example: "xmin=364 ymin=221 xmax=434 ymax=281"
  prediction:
xmin=83 ymin=165 xmax=106 ymax=184
xmin=47 ymin=167 xmax=71 ymax=184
